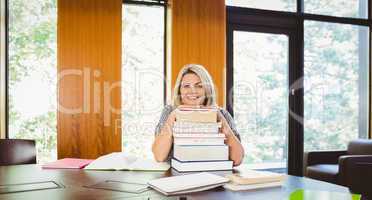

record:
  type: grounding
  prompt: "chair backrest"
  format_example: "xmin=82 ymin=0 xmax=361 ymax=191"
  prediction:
xmin=0 ymin=139 xmax=36 ymax=166
xmin=347 ymin=139 xmax=372 ymax=155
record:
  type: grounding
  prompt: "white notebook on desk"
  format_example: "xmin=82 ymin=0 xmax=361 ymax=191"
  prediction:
xmin=147 ymin=172 xmax=229 ymax=196
xmin=84 ymin=152 xmax=170 ymax=171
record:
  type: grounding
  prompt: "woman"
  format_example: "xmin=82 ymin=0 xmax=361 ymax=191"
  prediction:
xmin=152 ymin=64 xmax=244 ymax=166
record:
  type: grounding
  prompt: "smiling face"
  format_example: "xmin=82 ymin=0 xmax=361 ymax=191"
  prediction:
xmin=180 ymin=73 xmax=206 ymax=106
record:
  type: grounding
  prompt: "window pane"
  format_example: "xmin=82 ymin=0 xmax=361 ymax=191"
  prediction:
xmin=304 ymin=0 xmax=368 ymax=19
xmin=9 ymin=0 xmax=57 ymax=163
xmin=304 ymin=21 xmax=369 ymax=151
xmin=122 ymin=5 xmax=164 ymax=158
xmin=226 ymin=0 xmax=296 ymax=12
xmin=233 ymin=31 xmax=289 ymax=170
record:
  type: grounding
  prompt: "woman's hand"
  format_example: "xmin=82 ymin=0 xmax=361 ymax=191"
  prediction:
xmin=217 ymin=110 xmax=233 ymax=138
xmin=152 ymin=110 xmax=177 ymax=162
xmin=217 ymin=109 xmax=245 ymax=166
xmin=161 ymin=110 xmax=176 ymax=136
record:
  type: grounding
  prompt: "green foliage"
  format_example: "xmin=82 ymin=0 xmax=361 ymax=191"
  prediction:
xmin=9 ymin=0 xmax=57 ymax=163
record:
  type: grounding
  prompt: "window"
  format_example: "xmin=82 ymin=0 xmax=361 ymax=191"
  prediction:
xmin=304 ymin=0 xmax=368 ymax=19
xmin=227 ymin=0 xmax=370 ymax=174
xmin=304 ymin=21 xmax=369 ymax=151
xmin=233 ymin=31 xmax=289 ymax=169
xmin=8 ymin=0 xmax=57 ymax=163
xmin=122 ymin=3 xmax=165 ymax=158
xmin=226 ymin=0 xmax=296 ymax=12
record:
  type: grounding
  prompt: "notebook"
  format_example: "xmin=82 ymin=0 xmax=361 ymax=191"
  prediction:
xmin=147 ymin=172 xmax=229 ymax=196
xmin=42 ymin=158 xmax=93 ymax=169
xmin=84 ymin=152 xmax=170 ymax=171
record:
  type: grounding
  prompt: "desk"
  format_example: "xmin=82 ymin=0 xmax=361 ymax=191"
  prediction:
xmin=0 ymin=164 xmax=351 ymax=200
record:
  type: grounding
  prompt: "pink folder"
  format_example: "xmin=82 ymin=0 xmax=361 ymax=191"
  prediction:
xmin=42 ymin=158 xmax=93 ymax=169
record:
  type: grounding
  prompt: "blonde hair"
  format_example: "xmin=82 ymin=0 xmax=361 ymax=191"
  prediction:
xmin=172 ymin=64 xmax=217 ymax=107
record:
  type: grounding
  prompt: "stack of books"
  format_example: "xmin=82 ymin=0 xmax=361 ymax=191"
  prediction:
xmin=171 ymin=107 xmax=233 ymax=172
xmin=223 ymin=169 xmax=286 ymax=191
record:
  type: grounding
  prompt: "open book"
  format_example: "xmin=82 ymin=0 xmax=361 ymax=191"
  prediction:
xmin=84 ymin=152 xmax=170 ymax=171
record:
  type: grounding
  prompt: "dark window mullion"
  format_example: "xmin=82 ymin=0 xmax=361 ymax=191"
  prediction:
xmin=369 ymin=0 xmax=371 ymax=20
xmin=302 ymin=13 xmax=370 ymax=26
xmin=358 ymin=0 xmax=370 ymax=139
xmin=123 ymin=0 xmax=166 ymax=6
xmin=297 ymin=0 xmax=303 ymax=14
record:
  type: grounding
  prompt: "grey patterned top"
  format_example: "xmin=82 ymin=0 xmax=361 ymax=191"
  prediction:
xmin=154 ymin=105 xmax=241 ymax=160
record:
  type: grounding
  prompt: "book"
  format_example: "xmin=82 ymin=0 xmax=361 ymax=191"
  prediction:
xmin=173 ymin=122 xmax=221 ymax=133
xmin=147 ymin=172 xmax=229 ymax=196
xmin=84 ymin=152 xmax=170 ymax=171
xmin=223 ymin=181 xmax=283 ymax=191
xmin=177 ymin=106 xmax=218 ymax=111
xmin=173 ymin=134 xmax=226 ymax=138
xmin=288 ymin=189 xmax=361 ymax=200
xmin=170 ymin=168 xmax=233 ymax=177
xmin=42 ymin=158 xmax=93 ymax=169
xmin=173 ymin=129 xmax=219 ymax=134
xmin=171 ymin=158 xmax=233 ymax=172
xmin=226 ymin=169 xmax=286 ymax=185
xmin=175 ymin=109 xmax=217 ymax=123
xmin=173 ymin=136 xmax=225 ymax=145
xmin=173 ymin=145 xmax=229 ymax=161
xmin=174 ymin=122 xmax=222 ymax=128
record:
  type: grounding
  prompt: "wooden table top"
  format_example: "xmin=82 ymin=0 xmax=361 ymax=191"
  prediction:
xmin=0 ymin=164 xmax=351 ymax=200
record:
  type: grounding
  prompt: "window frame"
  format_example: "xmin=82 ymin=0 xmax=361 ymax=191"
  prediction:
xmin=1 ymin=0 xmax=8 ymax=139
xmin=226 ymin=0 xmax=372 ymax=175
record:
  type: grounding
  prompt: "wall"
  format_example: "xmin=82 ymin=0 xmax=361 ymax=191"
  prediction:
xmin=57 ymin=0 xmax=122 ymax=158
xmin=169 ymin=0 xmax=226 ymax=107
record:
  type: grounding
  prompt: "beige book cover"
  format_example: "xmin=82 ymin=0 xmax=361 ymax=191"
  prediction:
xmin=175 ymin=109 xmax=218 ymax=123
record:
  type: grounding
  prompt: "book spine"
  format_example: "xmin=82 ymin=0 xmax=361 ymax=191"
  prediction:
xmin=174 ymin=122 xmax=222 ymax=127
xmin=173 ymin=133 xmax=225 ymax=138
xmin=174 ymin=138 xmax=225 ymax=145
xmin=173 ymin=129 xmax=219 ymax=133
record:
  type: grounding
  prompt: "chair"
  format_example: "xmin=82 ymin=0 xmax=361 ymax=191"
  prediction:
xmin=304 ymin=139 xmax=372 ymax=197
xmin=0 ymin=139 xmax=36 ymax=165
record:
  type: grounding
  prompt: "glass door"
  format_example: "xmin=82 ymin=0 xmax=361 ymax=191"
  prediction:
xmin=227 ymin=8 xmax=303 ymax=175
xmin=232 ymin=30 xmax=289 ymax=172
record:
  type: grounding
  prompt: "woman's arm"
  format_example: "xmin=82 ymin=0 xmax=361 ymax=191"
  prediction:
xmin=152 ymin=110 xmax=176 ymax=162
xmin=218 ymin=111 xmax=245 ymax=166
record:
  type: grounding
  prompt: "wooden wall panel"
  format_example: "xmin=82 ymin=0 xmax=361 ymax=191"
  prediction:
xmin=57 ymin=0 xmax=122 ymax=159
xmin=170 ymin=0 xmax=226 ymax=106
